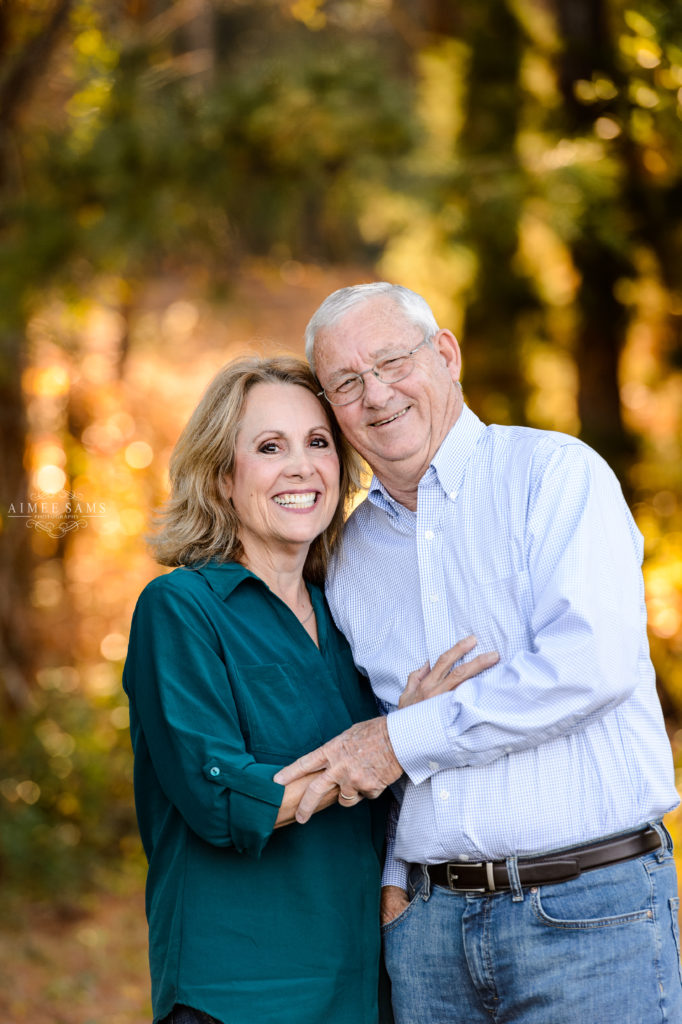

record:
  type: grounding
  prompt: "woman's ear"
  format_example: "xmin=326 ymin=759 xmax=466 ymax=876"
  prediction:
xmin=219 ymin=474 xmax=233 ymax=501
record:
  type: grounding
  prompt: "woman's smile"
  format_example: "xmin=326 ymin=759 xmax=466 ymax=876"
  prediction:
xmin=273 ymin=490 xmax=320 ymax=509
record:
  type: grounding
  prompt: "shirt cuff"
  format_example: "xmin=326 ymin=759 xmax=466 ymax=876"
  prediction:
xmin=386 ymin=694 xmax=458 ymax=785
xmin=203 ymin=759 xmax=284 ymax=857
xmin=381 ymin=844 xmax=410 ymax=890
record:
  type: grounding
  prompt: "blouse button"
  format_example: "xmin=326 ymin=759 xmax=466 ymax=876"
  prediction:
xmin=210 ymin=766 xmax=220 ymax=777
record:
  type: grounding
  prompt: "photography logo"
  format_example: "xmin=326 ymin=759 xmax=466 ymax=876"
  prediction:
xmin=8 ymin=490 xmax=106 ymax=539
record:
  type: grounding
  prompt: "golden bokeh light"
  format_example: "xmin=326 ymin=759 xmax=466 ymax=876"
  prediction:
xmin=124 ymin=441 xmax=153 ymax=469
xmin=35 ymin=464 xmax=67 ymax=493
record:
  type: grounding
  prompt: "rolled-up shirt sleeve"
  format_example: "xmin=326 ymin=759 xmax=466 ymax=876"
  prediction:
xmin=124 ymin=578 xmax=284 ymax=857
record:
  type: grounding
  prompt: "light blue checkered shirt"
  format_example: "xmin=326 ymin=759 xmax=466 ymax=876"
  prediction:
xmin=327 ymin=404 xmax=678 ymax=889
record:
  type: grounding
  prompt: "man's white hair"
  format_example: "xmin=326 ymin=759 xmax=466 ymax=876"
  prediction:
xmin=304 ymin=282 xmax=439 ymax=375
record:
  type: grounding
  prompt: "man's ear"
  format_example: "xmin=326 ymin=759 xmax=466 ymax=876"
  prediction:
xmin=433 ymin=329 xmax=462 ymax=383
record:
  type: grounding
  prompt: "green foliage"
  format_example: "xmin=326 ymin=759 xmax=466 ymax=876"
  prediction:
xmin=2 ymin=14 xmax=416 ymax=335
xmin=0 ymin=676 xmax=141 ymax=897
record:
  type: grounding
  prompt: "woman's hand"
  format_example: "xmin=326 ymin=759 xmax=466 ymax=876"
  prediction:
xmin=274 ymin=772 xmax=340 ymax=828
xmin=381 ymin=885 xmax=411 ymax=926
xmin=399 ymin=635 xmax=499 ymax=709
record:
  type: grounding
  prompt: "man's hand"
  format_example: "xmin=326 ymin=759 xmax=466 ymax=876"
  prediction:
xmin=273 ymin=717 xmax=402 ymax=823
xmin=381 ymin=885 xmax=411 ymax=926
xmin=399 ymin=635 xmax=499 ymax=708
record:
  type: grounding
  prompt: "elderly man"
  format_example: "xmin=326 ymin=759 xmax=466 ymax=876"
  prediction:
xmin=274 ymin=283 xmax=681 ymax=1023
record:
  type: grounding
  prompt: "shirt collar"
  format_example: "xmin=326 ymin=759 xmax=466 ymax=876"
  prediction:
xmin=193 ymin=560 xmax=323 ymax=611
xmin=367 ymin=404 xmax=486 ymax=513
xmin=193 ymin=560 xmax=260 ymax=600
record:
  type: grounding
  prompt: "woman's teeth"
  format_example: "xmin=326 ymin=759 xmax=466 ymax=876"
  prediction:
xmin=273 ymin=492 xmax=317 ymax=508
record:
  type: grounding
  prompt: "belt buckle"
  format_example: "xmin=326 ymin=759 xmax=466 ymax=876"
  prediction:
xmin=446 ymin=862 xmax=487 ymax=892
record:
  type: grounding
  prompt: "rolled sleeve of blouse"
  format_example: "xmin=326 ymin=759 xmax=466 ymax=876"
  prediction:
xmin=124 ymin=575 xmax=285 ymax=858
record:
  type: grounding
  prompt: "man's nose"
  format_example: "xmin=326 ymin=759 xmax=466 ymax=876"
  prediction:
xmin=361 ymin=370 xmax=394 ymax=406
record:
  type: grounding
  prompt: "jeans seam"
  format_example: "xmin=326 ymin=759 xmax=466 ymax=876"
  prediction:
xmin=482 ymin=896 xmax=500 ymax=1016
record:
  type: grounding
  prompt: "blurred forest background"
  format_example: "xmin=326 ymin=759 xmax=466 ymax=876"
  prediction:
xmin=1 ymin=0 xmax=682 ymax=1020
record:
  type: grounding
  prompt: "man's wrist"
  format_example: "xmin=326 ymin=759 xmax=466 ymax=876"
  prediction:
xmin=386 ymin=694 xmax=456 ymax=785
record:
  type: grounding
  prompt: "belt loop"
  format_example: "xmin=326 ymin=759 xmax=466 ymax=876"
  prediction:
xmin=410 ymin=863 xmax=431 ymax=899
xmin=505 ymin=855 xmax=524 ymax=902
xmin=648 ymin=820 xmax=669 ymax=862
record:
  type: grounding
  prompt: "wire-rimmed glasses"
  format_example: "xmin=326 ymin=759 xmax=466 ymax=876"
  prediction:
xmin=318 ymin=335 xmax=432 ymax=407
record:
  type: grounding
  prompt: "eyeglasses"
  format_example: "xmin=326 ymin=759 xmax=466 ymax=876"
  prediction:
xmin=318 ymin=336 xmax=433 ymax=407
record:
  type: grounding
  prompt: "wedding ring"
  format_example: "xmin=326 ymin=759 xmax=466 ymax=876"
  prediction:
xmin=339 ymin=792 xmax=356 ymax=801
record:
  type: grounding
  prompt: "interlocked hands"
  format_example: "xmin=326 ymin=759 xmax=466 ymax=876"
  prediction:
xmin=274 ymin=634 xmax=498 ymax=823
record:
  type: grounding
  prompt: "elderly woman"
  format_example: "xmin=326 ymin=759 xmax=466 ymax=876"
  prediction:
xmin=123 ymin=357 xmax=495 ymax=1024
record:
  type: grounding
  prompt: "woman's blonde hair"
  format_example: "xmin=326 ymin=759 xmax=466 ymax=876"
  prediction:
xmin=149 ymin=356 xmax=364 ymax=586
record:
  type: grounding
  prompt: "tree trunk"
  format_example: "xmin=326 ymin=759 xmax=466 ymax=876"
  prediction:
xmin=0 ymin=0 xmax=75 ymax=710
xmin=454 ymin=0 xmax=533 ymax=425
xmin=551 ymin=0 xmax=636 ymax=479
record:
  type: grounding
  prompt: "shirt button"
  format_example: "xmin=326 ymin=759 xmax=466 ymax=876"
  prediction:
xmin=424 ymin=529 xmax=434 ymax=540
xmin=209 ymin=766 xmax=220 ymax=777
xmin=439 ymin=789 xmax=449 ymax=801
xmin=430 ymin=594 xmax=439 ymax=603
xmin=459 ymin=854 xmax=470 ymax=862
xmin=428 ymin=761 xmax=440 ymax=771
xmin=504 ymin=747 xmax=513 ymax=754
xmin=449 ymin=491 xmax=457 ymax=501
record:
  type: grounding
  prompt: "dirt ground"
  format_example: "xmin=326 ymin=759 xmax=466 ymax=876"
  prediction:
xmin=0 ymin=882 xmax=151 ymax=1024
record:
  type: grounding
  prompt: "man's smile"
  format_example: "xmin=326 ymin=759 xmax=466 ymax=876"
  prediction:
xmin=370 ymin=406 xmax=410 ymax=428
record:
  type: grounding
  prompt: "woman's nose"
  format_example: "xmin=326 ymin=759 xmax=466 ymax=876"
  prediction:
xmin=284 ymin=447 xmax=315 ymax=477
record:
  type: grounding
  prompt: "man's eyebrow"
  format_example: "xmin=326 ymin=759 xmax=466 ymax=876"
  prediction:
xmin=327 ymin=345 xmax=405 ymax=375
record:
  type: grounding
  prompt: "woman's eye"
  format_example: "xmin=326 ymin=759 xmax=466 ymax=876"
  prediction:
xmin=258 ymin=442 xmax=280 ymax=454
xmin=310 ymin=436 xmax=329 ymax=448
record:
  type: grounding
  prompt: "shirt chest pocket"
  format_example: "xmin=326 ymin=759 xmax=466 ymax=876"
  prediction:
xmin=464 ymin=567 xmax=532 ymax=640
xmin=233 ymin=663 xmax=325 ymax=759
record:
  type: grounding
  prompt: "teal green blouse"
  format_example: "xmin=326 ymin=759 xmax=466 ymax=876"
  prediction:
xmin=123 ymin=562 xmax=388 ymax=1024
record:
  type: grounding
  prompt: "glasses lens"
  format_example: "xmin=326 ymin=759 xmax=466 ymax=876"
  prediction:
xmin=326 ymin=376 xmax=363 ymax=406
xmin=375 ymin=353 xmax=413 ymax=384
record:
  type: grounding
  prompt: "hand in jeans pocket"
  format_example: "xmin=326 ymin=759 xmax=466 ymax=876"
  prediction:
xmin=381 ymin=885 xmax=411 ymax=927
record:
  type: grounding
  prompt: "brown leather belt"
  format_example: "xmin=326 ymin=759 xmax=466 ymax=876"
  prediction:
xmin=425 ymin=827 xmax=661 ymax=893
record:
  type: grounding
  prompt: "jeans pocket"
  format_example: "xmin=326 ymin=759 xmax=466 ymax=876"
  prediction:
xmin=530 ymin=860 xmax=654 ymax=930
xmin=381 ymin=886 xmax=422 ymax=936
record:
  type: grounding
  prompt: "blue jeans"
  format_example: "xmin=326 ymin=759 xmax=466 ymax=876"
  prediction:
xmin=383 ymin=828 xmax=682 ymax=1023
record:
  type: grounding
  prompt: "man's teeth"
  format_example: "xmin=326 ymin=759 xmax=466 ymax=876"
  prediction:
xmin=273 ymin=492 xmax=317 ymax=508
xmin=375 ymin=407 xmax=409 ymax=426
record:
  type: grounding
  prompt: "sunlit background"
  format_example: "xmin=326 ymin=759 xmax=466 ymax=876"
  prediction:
xmin=1 ymin=1 xmax=682 ymax=1021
